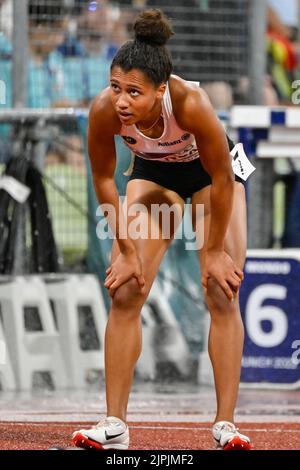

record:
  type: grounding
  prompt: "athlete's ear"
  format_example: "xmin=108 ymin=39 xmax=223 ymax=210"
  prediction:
xmin=156 ymin=82 xmax=166 ymax=99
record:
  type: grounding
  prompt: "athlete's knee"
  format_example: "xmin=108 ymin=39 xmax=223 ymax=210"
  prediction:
xmin=112 ymin=277 xmax=147 ymax=311
xmin=205 ymin=278 xmax=236 ymax=315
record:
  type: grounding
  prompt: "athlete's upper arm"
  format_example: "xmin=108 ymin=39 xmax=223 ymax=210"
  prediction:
xmin=175 ymin=86 xmax=233 ymax=180
xmin=88 ymin=92 xmax=120 ymax=179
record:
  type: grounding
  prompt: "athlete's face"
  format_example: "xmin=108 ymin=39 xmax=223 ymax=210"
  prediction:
xmin=110 ymin=66 xmax=166 ymax=126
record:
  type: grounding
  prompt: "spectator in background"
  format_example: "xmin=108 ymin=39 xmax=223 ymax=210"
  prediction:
xmin=75 ymin=0 xmax=113 ymax=102
xmin=53 ymin=0 xmax=112 ymax=104
xmin=0 ymin=0 xmax=12 ymax=98
xmin=267 ymin=0 xmax=299 ymax=104
xmin=0 ymin=0 xmax=12 ymax=162
xmin=266 ymin=1 xmax=300 ymax=247
xmin=28 ymin=0 xmax=86 ymax=108
xmin=268 ymin=0 xmax=300 ymax=40
xmin=28 ymin=1 xmax=86 ymax=168
xmin=1 ymin=0 xmax=112 ymax=107
xmin=77 ymin=0 xmax=131 ymax=61
xmin=57 ymin=20 xmax=87 ymax=58
xmin=0 ymin=0 xmax=12 ymax=47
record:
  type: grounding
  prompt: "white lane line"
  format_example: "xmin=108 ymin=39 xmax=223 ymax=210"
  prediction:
xmin=131 ymin=426 xmax=300 ymax=433
xmin=1 ymin=422 xmax=300 ymax=433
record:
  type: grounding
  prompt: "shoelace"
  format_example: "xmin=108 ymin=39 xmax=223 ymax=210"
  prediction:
xmin=221 ymin=423 xmax=251 ymax=444
xmin=92 ymin=419 xmax=110 ymax=429
xmin=220 ymin=423 xmax=239 ymax=434
xmin=93 ymin=418 xmax=123 ymax=430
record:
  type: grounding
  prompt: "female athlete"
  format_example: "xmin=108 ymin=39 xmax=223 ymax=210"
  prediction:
xmin=73 ymin=9 xmax=252 ymax=451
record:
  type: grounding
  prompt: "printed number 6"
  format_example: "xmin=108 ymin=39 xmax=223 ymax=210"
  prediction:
xmin=245 ymin=284 xmax=288 ymax=348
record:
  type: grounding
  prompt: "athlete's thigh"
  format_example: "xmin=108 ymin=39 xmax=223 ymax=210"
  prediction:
xmin=190 ymin=182 xmax=247 ymax=271
xmin=110 ymin=178 xmax=185 ymax=291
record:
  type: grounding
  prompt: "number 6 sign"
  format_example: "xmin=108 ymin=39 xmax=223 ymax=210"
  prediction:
xmin=239 ymin=250 xmax=300 ymax=388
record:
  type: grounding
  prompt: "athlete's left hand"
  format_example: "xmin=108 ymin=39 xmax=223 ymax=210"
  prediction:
xmin=201 ymin=250 xmax=244 ymax=302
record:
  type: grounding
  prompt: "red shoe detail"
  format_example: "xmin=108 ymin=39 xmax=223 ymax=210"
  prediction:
xmin=72 ymin=432 xmax=104 ymax=450
xmin=223 ymin=435 xmax=252 ymax=451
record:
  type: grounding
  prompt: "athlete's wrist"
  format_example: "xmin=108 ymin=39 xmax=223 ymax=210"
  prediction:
xmin=206 ymin=244 xmax=225 ymax=254
xmin=119 ymin=240 xmax=136 ymax=256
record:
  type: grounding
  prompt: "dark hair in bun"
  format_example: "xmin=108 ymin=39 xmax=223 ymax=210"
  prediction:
xmin=111 ymin=9 xmax=174 ymax=86
xmin=134 ymin=9 xmax=174 ymax=46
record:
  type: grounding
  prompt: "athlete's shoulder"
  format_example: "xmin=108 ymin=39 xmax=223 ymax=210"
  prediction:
xmin=169 ymin=74 xmax=216 ymax=131
xmin=169 ymin=75 xmax=208 ymax=106
xmin=89 ymin=87 xmax=121 ymax=135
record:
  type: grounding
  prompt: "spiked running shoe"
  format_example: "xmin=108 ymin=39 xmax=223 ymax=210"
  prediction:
xmin=72 ymin=416 xmax=129 ymax=450
xmin=212 ymin=421 xmax=252 ymax=450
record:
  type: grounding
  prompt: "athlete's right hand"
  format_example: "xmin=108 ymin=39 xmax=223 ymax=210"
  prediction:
xmin=104 ymin=250 xmax=145 ymax=298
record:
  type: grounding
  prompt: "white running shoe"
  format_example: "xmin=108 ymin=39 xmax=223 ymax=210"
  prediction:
xmin=212 ymin=421 xmax=252 ymax=450
xmin=72 ymin=416 xmax=129 ymax=450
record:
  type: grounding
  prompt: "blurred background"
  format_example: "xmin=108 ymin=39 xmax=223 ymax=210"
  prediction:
xmin=0 ymin=0 xmax=299 ymax=393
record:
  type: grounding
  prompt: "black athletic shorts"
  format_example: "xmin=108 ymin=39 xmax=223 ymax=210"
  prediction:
xmin=128 ymin=136 xmax=244 ymax=200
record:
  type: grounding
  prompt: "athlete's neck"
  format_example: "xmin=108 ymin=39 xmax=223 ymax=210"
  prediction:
xmin=136 ymin=102 xmax=163 ymax=134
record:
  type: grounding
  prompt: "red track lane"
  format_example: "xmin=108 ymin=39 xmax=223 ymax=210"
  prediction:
xmin=0 ymin=422 xmax=299 ymax=450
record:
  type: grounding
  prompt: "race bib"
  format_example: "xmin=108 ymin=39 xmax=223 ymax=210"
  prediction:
xmin=230 ymin=143 xmax=256 ymax=181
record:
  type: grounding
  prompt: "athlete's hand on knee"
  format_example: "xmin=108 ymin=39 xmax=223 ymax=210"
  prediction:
xmin=104 ymin=251 xmax=145 ymax=298
xmin=201 ymin=250 xmax=244 ymax=302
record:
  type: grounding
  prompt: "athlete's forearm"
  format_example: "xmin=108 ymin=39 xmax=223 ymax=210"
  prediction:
xmin=93 ymin=177 xmax=135 ymax=254
xmin=207 ymin=174 xmax=234 ymax=252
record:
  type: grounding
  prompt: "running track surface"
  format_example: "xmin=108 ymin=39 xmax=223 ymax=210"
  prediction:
xmin=0 ymin=386 xmax=299 ymax=450
xmin=0 ymin=422 xmax=299 ymax=450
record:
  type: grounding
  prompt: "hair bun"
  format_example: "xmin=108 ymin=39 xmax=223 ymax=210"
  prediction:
xmin=133 ymin=9 xmax=174 ymax=47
